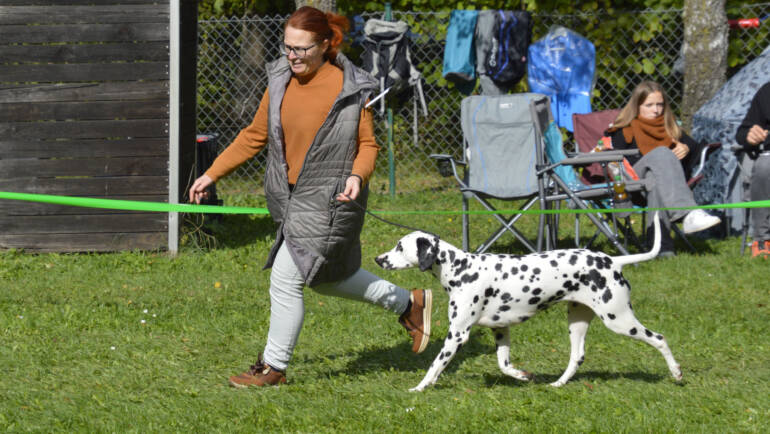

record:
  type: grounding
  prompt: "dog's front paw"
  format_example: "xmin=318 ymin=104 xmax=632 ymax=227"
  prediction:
xmin=408 ymin=386 xmax=425 ymax=392
xmin=549 ymin=380 xmax=566 ymax=388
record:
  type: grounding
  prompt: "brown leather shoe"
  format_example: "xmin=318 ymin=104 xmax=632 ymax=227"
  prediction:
xmin=399 ymin=289 xmax=432 ymax=354
xmin=229 ymin=356 xmax=287 ymax=388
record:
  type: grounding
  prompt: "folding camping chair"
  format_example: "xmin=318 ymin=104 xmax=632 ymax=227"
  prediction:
xmin=532 ymin=101 xmax=647 ymax=255
xmin=432 ymin=94 xmax=642 ymax=255
xmin=431 ymin=93 xmax=550 ymax=254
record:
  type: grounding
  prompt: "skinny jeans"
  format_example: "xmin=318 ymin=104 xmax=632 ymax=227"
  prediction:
xmin=262 ymin=242 xmax=411 ymax=371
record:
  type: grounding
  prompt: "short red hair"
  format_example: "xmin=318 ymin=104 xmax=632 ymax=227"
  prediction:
xmin=286 ymin=6 xmax=349 ymax=62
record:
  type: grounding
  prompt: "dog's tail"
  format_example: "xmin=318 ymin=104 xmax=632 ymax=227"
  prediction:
xmin=612 ymin=211 xmax=661 ymax=267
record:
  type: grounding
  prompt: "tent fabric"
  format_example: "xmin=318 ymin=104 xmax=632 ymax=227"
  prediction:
xmin=527 ymin=26 xmax=595 ymax=132
xmin=691 ymin=44 xmax=770 ymax=233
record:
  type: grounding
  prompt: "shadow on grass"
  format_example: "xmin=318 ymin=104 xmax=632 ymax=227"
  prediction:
xmin=484 ymin=370 xmax=668 ymax=387
xmin=183 ymin=213 xmax=276 ymax=250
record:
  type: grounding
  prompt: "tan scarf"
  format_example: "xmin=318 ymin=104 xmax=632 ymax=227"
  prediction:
xmin=622 ymin=115 xmax=674 ymax=156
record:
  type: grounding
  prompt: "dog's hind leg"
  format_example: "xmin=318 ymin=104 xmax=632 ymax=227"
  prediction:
xmin=410 ymin=316 xmax=475 ymax=392
xmin=492 ymin=327 xmax=533 ymax=381
xmin=598 ymin=307 xmax=683 ymax=382
xmin=551 ymin=302 xmax=594 ymax=387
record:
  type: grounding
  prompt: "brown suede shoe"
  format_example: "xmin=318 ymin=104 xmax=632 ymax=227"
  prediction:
xmin=399 ymin=289 xmax=432 ymax=354
xmin=229 ymin=356 xmax=287 ymax=388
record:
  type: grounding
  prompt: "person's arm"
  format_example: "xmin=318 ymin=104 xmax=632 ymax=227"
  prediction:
xmin=607 ymin=128 xmax=641 ymax=166
xmin=204 ymin=89 xmax=270 ymax=182
xmin=190 ymin=89 xmax=270 ymax=203
xmin=338 ymin=106 xmax=380 ymax=202
xmin=736 ymin=83 xmax=770 ymax=148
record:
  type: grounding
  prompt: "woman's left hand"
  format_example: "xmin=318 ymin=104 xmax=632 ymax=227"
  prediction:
xmin=336 ymin=175 xmax=362 ymax=202
xmin=671 ymin=141 xmax=690 ymax=160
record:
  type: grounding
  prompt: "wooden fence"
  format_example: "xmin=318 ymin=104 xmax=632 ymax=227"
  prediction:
xmin=0 ymin=0 xmax=196 ymax=252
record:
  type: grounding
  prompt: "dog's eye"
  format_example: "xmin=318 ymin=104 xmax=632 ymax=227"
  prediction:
xmin=396 ymin=242 xmax=403 ymax=252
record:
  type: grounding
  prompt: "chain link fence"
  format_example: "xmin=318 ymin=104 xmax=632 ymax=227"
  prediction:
xmin=197 ymin=4 xmax=770 ymax=196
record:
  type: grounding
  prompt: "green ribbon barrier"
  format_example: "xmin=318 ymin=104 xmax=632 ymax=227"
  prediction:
xmin=1 ymin=191 xmax=768 ymax=216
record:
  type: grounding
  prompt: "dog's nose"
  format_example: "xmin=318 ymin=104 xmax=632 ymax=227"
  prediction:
xmin=374 ymin=256 xmax=384 ymax=267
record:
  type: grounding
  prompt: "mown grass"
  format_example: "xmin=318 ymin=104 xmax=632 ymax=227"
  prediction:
xmin=1 ymin=187 xmax=768 ymax=432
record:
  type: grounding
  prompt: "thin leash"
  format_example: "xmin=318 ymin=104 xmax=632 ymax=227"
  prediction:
xmin=338 ymin=193 xmax=442 ymax=240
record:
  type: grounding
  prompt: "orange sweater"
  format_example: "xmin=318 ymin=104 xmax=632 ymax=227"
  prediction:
xmin=205 ymin=61 xmax=379 ymax=185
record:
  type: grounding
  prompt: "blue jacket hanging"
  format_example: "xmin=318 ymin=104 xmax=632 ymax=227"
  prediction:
xmin=527 ymin=26 xmax=595 ymax=132
xmin=443 ymin=10 xmax=478 ymax=84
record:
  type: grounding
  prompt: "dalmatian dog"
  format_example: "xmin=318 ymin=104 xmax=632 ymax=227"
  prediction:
xmin=375 ymin=213 xmax=682 ymax=392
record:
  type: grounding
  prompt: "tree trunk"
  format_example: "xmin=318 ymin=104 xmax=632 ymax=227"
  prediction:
xmin=293 ymin=0 xmax=337 ymax=12
xmin=681 ymin=0 xmax=728 ymax=130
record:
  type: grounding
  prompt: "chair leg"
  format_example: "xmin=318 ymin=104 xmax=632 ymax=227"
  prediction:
xmin=741 ymin=208 xmax=750 ymax=256
xmin=672 ymin=225 xmax=696 ymax=253
xmin=462 ymin=195 xmax=469 ymax=252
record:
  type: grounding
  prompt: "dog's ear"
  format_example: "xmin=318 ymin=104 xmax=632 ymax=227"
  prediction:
xmin=416 ymin=236 xmax=437 ymax=272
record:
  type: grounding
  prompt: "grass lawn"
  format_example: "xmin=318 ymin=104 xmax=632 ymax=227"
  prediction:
xmin=1 ymin=188 xmax=768 ymax=432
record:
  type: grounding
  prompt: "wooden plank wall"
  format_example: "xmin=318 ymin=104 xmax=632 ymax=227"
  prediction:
xmin=0 ymin=0 xmax=195 ymax=252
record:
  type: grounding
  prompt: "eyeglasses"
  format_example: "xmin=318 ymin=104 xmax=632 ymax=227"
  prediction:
xmin=280 ymin=43 xmax=317 ymax=58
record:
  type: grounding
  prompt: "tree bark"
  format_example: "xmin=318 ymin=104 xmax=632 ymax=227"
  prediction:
xmin=294 ymin=0 xmax=337 ymax=12
xmin=681 ymin=0 xmax=728 ymax=130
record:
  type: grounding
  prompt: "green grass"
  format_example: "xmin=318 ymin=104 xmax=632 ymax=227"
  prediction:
xmin=1 ymin=188 xmax=769 ymax=432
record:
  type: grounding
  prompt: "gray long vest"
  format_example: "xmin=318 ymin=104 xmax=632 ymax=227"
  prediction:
xmin=262 ymin=53 xmax=378 ymax=287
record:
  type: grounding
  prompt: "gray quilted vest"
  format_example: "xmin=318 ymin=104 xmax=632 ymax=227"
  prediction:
xmin=262 ymin=52 xmax=378 ymax=287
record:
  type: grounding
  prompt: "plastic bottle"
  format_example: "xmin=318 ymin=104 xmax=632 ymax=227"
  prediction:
xmin=612 ymin=172 xmax=628 ymax=202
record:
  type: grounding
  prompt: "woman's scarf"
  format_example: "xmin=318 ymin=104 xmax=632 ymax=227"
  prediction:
xmin=622 ymin=115 xmax=674 ymax=155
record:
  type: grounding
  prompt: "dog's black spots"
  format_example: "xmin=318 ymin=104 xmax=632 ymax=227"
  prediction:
xmin=563 ymin=280 xmax=580 ymax=292
xmin=499 ymin=305 xmax=511 ymax=312
xmin=452 ymin=311 xmax=457 ymax=319
xmin=453 ymin=258 xmax=470 ymax=276
xmin=483 ymin=300 xmax=489 ymax=306
xmin=473 ymin=295 xmax=479 ymax=304
xmin=447 ymin=330 xmax=453 ymax=339
xmin=521 ymin=285 xmax=530 ymax=293
xmin=550 ymin=260 xmax=558 ymax=267
xmin=557 ymin=252 xmax=566 ymax=258
xmin=519 ymin=316 xmax=530 ymax=322
xmin=569 ymin=255 xmax=578 ymax=265
xmin=628 ymin=301 xmax=634 ymax=311
xmin=645 ymin=329 xmax=653 ymax=337
xmin=450 ymin=300 xmax=455 ymax=306
xmin=520 ymin=264 xmax=528 ymax=272
xmin=528 ymin=297 xmax=541 ymax=305
xmin=471 ymin=310 xmax=476 ymax=316
xmin=492 ymin=315 xmax=500 ymax=321
xmin=495 ymin=263 xmax=503 ymax=271
xmin=485 ymin=287 xmax=495 ymax=297
xmin=593 ymin=255 xmax=610 ymax=270
xmin=502 ymin=273 xmax=509 ymax=280
xmin=448 ymin=250 xmax=456 ymax=263
xmin=607 ymin=313 xmax=616 ymax=320
xmin=578 ymin=356 xmax=584 ymax=366
xmin=495 ymin=332 xmax=503 ymax=341
xmin=480 ymin=256 xmax=487 ymax=262
xmin=602 ymin=288 xmax=613 ymax=303
xmin=460 ymin=272 xmax=479 ymax=284
xmin=448 ymin=279 xmax=461 ymax=288
xmin=580 ymin=269 xmax=607 ymax=292
xmin=511 ymin=267 xmax=518 ymax=275
xmin=573 ymin=272 xmax=581 ymax=279
xmin=501 ymin=292 xmax=512 ymax=302
xmin=656 ymin=334 xmax=663 ymax=340
xmin=504 ymin=360 xmax=510 ymax=366
xmin=532 ymin=288 xmax=542 ymax=295
xmin=395 ymin=241 xmax=404 ymax=252
xmin=586 ymin=256 xmax=594 ymax=267
xmin=629 ymin=327 xmax=638 ymax=335
xmin=465 ymin=326 xmax=471 ymax=332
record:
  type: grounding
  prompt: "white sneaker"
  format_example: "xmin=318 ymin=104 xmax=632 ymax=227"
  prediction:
xmin=682 ymin=209 xmax=721 ymax=234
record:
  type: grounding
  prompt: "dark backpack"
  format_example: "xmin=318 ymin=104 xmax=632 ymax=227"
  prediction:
xmin=485 ymin=10 xmax=532 ymax=86
xmin=360 ymin=18 xmax=427 ymax=114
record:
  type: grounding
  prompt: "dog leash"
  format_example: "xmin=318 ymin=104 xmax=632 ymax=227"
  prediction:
xmin=337 ymin=193 xmax=442 ymax=240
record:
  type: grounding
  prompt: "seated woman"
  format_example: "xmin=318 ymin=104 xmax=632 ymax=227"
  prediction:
xmin=606 ymin=81 xmax=721 ymax=256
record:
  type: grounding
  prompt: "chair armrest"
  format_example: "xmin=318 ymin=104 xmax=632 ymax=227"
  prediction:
xmin=429 ymin=154 xmax=465 ymax=178
xmin=560 ymin=152 xmax=625 ymax=167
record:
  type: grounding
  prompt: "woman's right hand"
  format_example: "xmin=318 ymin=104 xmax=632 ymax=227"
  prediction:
xmin=671 ymin=141 xmax=689 ymax=160
xmin=747 ymin=124 xmax=769 ymax=146
xmin=189 ymin=174 xmax=214 ymax=204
